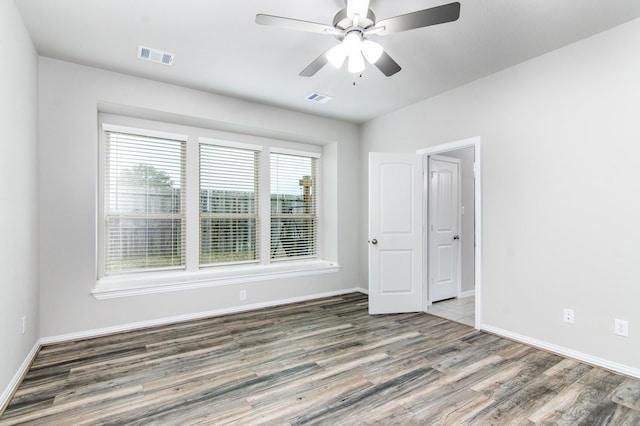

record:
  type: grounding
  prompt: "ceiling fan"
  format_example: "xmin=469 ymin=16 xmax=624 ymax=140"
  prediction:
xmin=256 ymin=0 xmax=461 ymax=77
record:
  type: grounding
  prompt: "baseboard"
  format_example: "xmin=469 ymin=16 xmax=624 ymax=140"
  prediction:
xmin=40 ymin=287 xmax=364 ymax=346
xmin=481 ymin=324 xmax=640 ymax=379
xmin=356 ymin=287 xmax=369 ymax=295
xmin=459 ymin=290 xmax=475 ymax=298
xmin=1 ymin=341 xmax=40 ymax=415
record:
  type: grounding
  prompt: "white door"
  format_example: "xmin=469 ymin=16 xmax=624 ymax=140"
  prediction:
xmin=368 ymin=153 xmax=423 ymax=314
xmin=428 ymin=156 xmax=460 ymax=302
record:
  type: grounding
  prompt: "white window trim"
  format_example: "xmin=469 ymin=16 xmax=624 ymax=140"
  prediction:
xmin=92 ymin=260 xmax=340 ymax=300
xmin=270 ymin=146 xmax=321 ymax=158
xmin=95 ymin=114 xmax=335 ymax=300
xmin=102 ymin=123 xmax=189 ymax=142
xmin=198 ymin=136 xmax=263 ymax=152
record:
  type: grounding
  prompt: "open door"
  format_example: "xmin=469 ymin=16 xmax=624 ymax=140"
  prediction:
xmin=428 ymin=155 xmax=461 ymax=302
xmin=368 ymin=153 xmax=423 ymax=314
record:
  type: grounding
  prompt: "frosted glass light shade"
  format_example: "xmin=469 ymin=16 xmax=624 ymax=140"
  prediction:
xmin=343 ymin=32 xmax=362 ymax=58
xmin=326 ymin=44 xmax=347 ymax=68
xmin=348 ymin=53 xmax=365 ymax=73
xmin=362 ymin=40 xmax=383 ymax=64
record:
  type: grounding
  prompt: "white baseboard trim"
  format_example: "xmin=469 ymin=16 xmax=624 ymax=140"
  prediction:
xmin=40 ymin=287 xmax=364 ymax=346
xmin=355 ymin=287 xmax=369 ymax=295
xmin=1 ymin=341 xmax=40 ymax=414
xmin=93 ymin=261 xmax=341 ymax=300
xmin=481 ymin=324 xmax=640 ymax=379
xmin=459 ymin=290 xmax=475 ymax=298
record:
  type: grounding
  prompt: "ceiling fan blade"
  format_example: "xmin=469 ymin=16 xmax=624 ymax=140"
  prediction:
xmin=256 ymin=14 xmax=338 ymax=35
xmin=374 ymin=51 xmax=401 ymax=77
xmin=376 ymin=2 xmax=460 ymax=35
xmin=299 ymin=49 xmax=331 ymax=77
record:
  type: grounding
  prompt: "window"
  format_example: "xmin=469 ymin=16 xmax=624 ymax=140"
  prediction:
xmin=97 ymin=117 xmax=334 ymax=298
xmin=103 ymin=129 xmax=186 ymax=274
xmin=200 ymin=143 xmax=260 ymax=266
xmin=270 ymin=152 xmax=318 ymax=260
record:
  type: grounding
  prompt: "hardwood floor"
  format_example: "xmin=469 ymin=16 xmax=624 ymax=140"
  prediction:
xmin=2 ymin=293 xmax=639 ymax=425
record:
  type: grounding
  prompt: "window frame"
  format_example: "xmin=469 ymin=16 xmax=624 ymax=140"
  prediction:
xmin=198 ymin=138 xmax=263 ymax=268
xmin=98 ymin=123 xmax=189 ymax=278
xmin=269 ymin=149 xmax=320 ymax=262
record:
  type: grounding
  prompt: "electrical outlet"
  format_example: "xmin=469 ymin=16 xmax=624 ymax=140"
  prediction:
xmin=240 ymin=290 xmax=247 ymax=301
xmin=563 ymin=308 xmax=574 ymax=324
xmin=614 ymin=318 xmax=629 ymax=337
xmin=22 ymin=316 xmax=26 ymax=335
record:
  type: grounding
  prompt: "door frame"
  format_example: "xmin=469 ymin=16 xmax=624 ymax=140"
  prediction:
xmin=417 ymin=137 xmax=482 ymax=329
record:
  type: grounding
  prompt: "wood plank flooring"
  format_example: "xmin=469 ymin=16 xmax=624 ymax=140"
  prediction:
xmin=2 ymin=293 xmax=640 ymax=425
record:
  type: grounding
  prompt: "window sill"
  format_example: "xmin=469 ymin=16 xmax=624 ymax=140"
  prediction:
xmin=92 ymin=260 xmax=341 ymax=300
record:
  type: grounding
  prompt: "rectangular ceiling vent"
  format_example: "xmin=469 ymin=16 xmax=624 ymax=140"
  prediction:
xmin=305 ymin=92 xmax=333 ymax=104
xmin=137 ymin=45 xmax=175 ymax=66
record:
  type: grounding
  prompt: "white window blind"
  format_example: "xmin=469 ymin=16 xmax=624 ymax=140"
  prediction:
xmin=104 ymin=131 xmax=186 ymax=274
xmin=200 ymin=144 xmax=260 ymax=266
xmin=270 ymin=152 xmax=318 ymax=260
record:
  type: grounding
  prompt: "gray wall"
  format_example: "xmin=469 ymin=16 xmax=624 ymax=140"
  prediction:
xmin=38 ymin=58 xmax=360 ymax=338
xmin=0 ymin=0 xmax=40 ymax=402
xmin=361 ymin=19 xmax=640 ymax=370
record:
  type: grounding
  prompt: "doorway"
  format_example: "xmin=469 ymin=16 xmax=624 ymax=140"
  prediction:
xmin=367 ymin=137 xmax=482 ymax=327
xmin=418 ymin=137 xmax=481 ymax=328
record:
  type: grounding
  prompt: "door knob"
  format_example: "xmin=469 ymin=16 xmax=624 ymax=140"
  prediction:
xmin=371 ymin=239 xmax=378 ymax=245
xmin=453 ymin=235 xmax=460 ymax=240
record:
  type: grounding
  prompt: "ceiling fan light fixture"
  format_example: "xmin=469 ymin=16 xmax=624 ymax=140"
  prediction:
xmin=256 ymin=0 xmax=461 ymax=78
xmin=326 ymin=44 xmax=347 ymax=68
xmin=348 ymin=52 xmax=365 ymax=73
xmin=361 ymin=40 xmax=383 ymax=64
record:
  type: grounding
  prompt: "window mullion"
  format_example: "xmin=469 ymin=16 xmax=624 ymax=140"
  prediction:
xmin=185 ymin=134 xmax=199 ymax=272
xmin=259 ymin=149 xmax=271 ymax=265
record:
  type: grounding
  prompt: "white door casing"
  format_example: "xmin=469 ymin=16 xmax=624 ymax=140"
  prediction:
xmin=368 ymin=153 xmax=423 ymax=314
xmin=428 ymin=155 xmax=460 ymax=302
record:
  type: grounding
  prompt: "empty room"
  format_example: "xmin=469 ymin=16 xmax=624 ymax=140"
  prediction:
xmin=1 ymin=0 xmax=640 ymax=423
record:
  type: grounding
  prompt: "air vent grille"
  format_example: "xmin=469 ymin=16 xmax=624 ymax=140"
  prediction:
xmin=137 ymin=45 xmax=175 ymax=66
xmin=305 ymin=92 xmax=333 ymax=104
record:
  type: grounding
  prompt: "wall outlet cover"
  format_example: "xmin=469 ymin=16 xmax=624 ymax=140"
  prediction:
xmin=614 ymin=318 xmax=629 ymax=337
xmin=563 ymin=308 xmax=574 ymax=324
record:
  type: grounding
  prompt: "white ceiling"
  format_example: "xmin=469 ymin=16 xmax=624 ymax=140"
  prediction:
xmin=14 ymin=0 xmax=640 ymax=123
